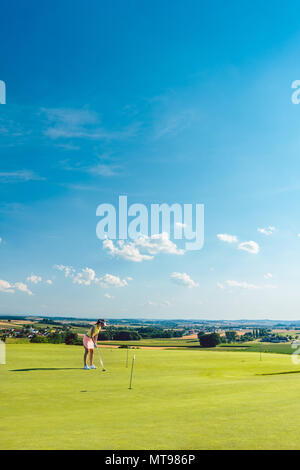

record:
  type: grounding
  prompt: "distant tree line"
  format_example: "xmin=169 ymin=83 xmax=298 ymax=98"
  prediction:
xmin=97 ymin=327 xmax=184 ymax=341
xmin=137 ymin=327 xmax=183 ymax=339
xmin=98 ymin=329 xmax=141 ymax=341
xmin=30 ymin=327 xmax=184 ymax=344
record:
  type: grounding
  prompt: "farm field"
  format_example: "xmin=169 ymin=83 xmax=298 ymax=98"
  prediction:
xmin=2 ymin=343 xmax=300 ymax=449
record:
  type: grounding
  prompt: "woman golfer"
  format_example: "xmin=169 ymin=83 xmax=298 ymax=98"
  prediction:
xmin=83 ymin=319 xmax=106 ymax=369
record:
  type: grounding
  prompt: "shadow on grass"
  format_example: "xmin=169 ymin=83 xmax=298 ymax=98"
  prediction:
xmin=259 ymin=370 xmax=300 ymax=376
xmin=10 ymin=368 xmax=82 ymax=372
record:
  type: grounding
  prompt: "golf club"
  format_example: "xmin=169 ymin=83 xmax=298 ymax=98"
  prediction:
xmin=95 ymin=344 xmax=106 ymax=372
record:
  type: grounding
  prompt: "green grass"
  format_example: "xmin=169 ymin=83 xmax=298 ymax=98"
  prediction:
xmin=102 ymin=338 xmax=295 ymax=355
xmin=100 ymin=337 xmax=200 ymax=348
xmin=2 ymin=343 xmax=300 ymax=449
xmin=242 ymin=342 xmax=294 ymax=355
xmin=217 ymin=342 xmax=294 ymax=354
xmin=5 ymin=338 xmax=30 ymax=344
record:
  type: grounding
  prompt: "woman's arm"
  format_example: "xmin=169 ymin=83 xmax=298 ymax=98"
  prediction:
xmin=90 ymin=327 xmax=96 ymax=345
xmin=93 ymin=334 xmax=98 ymax=346
xmin=92 ymin=326 xmax=100 ymax=346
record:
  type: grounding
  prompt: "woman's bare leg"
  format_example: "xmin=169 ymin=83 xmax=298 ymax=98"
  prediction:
xmin=89 ymin=349 xmax=94 ymax=366
xmin=84 ymin=347 xmax=89 ymax=366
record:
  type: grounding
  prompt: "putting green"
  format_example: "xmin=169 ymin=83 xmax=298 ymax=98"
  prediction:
xmin=1 ymin=343 xmax=300 ymax=449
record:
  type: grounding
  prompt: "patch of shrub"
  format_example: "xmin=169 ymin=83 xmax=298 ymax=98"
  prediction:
xmin=65 ymin=331 xmax=81 ymax=345
xmin=30 ymin=335 xmax=48 ymax=343
xmin=199 ymin=333 xmax=221 ymax=348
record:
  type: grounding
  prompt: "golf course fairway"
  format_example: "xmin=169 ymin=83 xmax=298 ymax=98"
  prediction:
xmin=2 ymin=343 xmax=300 ymax=450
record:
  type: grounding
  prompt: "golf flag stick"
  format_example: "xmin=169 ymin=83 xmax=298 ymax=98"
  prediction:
xmin=95 ymin=345 xmax=106 ymax=371
xmin=126 ymin=345 xmax=129 ymax=368
xmin=129 ymin=354 xmax=135 ymax=389
xmin=260 ymin=343 xmax=262 ymax=361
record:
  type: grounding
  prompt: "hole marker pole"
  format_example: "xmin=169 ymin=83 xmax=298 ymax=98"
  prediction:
xmin=126 ymin=345 xmax=129 ymax=368
xmin=260 ymin=343 xmax=262 ymax=361
xmin=129 ymin=354 xmax=135 ymax=390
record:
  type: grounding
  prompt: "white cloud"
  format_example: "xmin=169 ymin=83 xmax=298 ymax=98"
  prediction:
xmin=257 ymin=226 xmax=276 ymax=236
xmin=264 ymin=273 xmax=273 ymax=279
xmin=96 ymin=273 xmax=130 ymax=288
xmin=135 ymin=233 xmax=184 ymax=255
xmin=155 ymin=110 xmax=194 ymax=139
xmin=218 ymin=233 xmax=260 ymax=255
xmin=46 ymin=279 xmax=53 ymax=285
xmin=0 ymin=170 xmax=44 ymax=183
xmin=54 ymin=265 xmax=75 ymax=278
xmin=226 ymin=280 xmax=276 ymax=290
xmin=0 ymin=280 xmax=14 ymax=293
xmin=238 ymin=241 xmax=260 ymax=254
xmin=62 ymin=159 xmax=122 ymax=178
xmin=55 ymin=264 xmax=131 ymax=289
xmin=104 ymin=293 xmax=114 ymax=299
xmin=170 ymin=272 xmax=199 ymax=288
xmin=87 ymin=163 xmax=122 ymax=177
xmin=217 ymin=282 xmax=225 ymax=289
xmin=27 ymin=275 xmax=42 ymax=284
xmin=103 ymin=233 xmax=184 ymax=262
xmin=42 ymin=107 xmax=139 ymax=141
xmin=0 ymin=279 xmax=33 ymax=295
xmin=217 ymin=233 xmax=238 ymax=243
xmin=14 ymin=282 xmax=33 ymax=295
xmin=226 ymin=280 xmax=260 ymax=290
xmin=145 ymin=299 xmax=171 ymax=307
xmin=103 ymin=239 xmax=153 ymax=262
xmin=73 ymin=267 xmax=96 ymax=286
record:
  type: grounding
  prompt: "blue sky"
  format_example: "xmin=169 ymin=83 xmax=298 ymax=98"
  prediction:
xmin=1 ymin=1 xmax=300 ymax=319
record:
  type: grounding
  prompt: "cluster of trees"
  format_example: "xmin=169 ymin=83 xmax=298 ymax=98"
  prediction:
xmin=97 ymin=327 xmax=184 ymax=341
xmin=98 ymin=329 xmax=141 ymax=341
xmin=252 ymin=328 xmax=269 ymax=338
xmin=259 ymin=333 xmax=290 ymax=342
xmin=30 ymin=330 xmax=81 ymax=345
xmin=239 ymin=332 xmax=255 ymax=342
xmin=220 ymin=329 xmax=272 ymax=344
xmin=136 ymin=327 xmax=183 ymax=339
xmin=40 ymin=319 xmax=64 ymax=326
xmin=197 ymin=330 xmax=247 ymax=347
xmin=197 ymin=331 xmax=221 ymax=348
xmin=0 ymin=330 xmax=10 ymax=341
xmin=237 ymin=329 xmax=270 ymax=342
xmin=224 ymin=331 xmax=237 ymax=343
